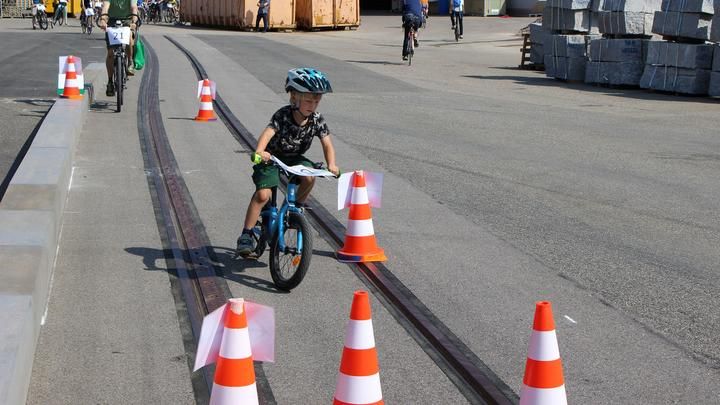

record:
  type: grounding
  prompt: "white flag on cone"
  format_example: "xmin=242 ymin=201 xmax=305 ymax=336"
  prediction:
xmin=196 ymin=79 xmax=217 ymax=99
xmin=338 ymin=171 xmax=383 ymax=210
xmin=193 ymin=300 xmax=275 ymax=372
xmin=57 ymin=56 xmax=85 ymax=96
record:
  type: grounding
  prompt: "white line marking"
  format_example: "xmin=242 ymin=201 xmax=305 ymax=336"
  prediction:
xmin=564 ymin=315 xmax=577 ymax=324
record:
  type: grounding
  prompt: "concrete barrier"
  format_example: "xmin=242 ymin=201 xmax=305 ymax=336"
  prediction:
xmin=0 ymin=63 xmax=104 ymax=405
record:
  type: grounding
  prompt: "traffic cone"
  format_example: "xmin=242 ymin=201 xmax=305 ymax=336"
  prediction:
xmin=333 ymin=290 xmax=383 ymax=405
xmin=210 ymin=298 xmax=259 ymax=405
xmin=195 ymin=79 xmax=217 ymax=121
xmin=336 ymin=171 xmax=386 ymax=263
xmin=60 ymin=55 xmax=82 ymax=100
xmin=520 ymin=301 xmax=567 ymax=405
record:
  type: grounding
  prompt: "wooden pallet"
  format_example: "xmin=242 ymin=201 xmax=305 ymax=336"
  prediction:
xmin=519 ymin=34 xmax=532 ymax=69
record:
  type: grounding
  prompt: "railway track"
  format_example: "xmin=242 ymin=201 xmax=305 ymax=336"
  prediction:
xmin=136 ymin=34 xmax=519 ymax=404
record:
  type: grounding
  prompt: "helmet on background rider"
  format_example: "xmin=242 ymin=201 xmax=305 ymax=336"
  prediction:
xmin=284 ymin=68 xmax=333 ymax=94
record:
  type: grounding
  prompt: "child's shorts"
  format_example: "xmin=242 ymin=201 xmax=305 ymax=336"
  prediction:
xmin=252 ymin=155 xmax=315 ymax=190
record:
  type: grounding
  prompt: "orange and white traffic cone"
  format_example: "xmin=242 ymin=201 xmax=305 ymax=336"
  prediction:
xmin=520 ymin=301 xmax=567 ymax=405
xmin=195 ymin=79 xmax=217 ymax=121
xmin=210 ymin=298 xmax=259 ymax=405
xmin=333 ymin=290 xmax=383 ymax=405
xmin=61 ymin=55 xmax=82 ymax=100
xmin=336 ymin=171 xmax=386 ymax=263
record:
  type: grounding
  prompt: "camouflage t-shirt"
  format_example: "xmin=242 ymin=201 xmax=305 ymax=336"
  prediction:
xmin=266 ymin=105 xmax=329 ymax=156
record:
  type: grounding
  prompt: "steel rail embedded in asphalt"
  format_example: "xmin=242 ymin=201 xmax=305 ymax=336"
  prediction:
xmin=166 ymin=35 xmax=519 ymax=405
xmin=139 ymin=39 xmax=276 ymax=404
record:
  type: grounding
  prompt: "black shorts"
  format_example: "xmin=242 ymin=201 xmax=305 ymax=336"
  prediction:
xmin=402 ymin=14 xmax=421 ymax=30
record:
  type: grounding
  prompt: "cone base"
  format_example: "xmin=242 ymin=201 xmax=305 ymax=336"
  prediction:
xmin=194 ymin=116 xmax=217 ymax=121
xmin=60 ymin=94 xmax=83 ymax=99
xmin=336 ymin=248 xmax=387 ymax=263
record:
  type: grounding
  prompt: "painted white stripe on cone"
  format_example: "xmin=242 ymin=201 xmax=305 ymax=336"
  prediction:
xmin=210 ymin=382 xmax=259 ymax=405
xmin=344 ymin=319 xmax=375 ymax=349
xmin=527 ymin=330 xmax=560 ymax=361
xmin=351 ymin=186 xmax=369 ymax=205
xmin=200 ymin=102 xmax=214 ymax=110
xmin=519 ymin=384 xmax=567 ymax=405
xmin=67 ymin=64 xmax=77 ymax=73
xmin=346 ymin=219 xmax=374 ymax=237
xmin=202 ymin=86 xmax=212 ymax=95
xmin=64 ymin=79 xmax=78 ymax=88
xmin=219 ymin=328 xmax=252 ymax=359
xmin=335 ymin=373 xmax=382 ymax=404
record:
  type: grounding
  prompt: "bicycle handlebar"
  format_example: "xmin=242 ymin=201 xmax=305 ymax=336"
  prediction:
xmin=251 ymin=153 xmax=341 ymax=178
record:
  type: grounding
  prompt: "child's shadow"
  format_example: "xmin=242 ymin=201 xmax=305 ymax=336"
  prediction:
xmin=125 ymin=245 xmax=284 ymax=293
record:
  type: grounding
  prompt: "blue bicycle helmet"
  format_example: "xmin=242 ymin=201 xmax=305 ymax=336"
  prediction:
xmin=285 ymin=68 xmax=333 ymax=94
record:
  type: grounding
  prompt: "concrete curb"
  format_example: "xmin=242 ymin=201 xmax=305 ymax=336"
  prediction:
xmin=0 ymin=63 xmax=104 ymax=405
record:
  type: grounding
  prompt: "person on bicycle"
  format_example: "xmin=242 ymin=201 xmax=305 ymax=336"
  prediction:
xmin=80 ymin=0 xmax=93 ymax=27
xmin=236 ymin=68 xmax=339 ymax=255
xmin=401 ymin=0 xmax=423 ymax=61
xmin=31 ymin=0 xmax=43 ymax=29
xmin=450 ymin=0 xmax=464 ymax=39
xmin=98 ymin=0 xmax=139 ymax=96
xmin=53 ymin=0 xmax=68 ymax=25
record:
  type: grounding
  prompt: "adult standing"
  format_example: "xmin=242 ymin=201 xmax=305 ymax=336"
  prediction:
xmin=256 ymin=0 xmax=270 ymax=33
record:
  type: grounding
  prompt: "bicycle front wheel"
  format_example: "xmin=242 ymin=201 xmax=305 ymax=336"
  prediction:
xmin=114 ymin=54 xmax=123 ymax=112
xmin=269 ymin=211 xmax=313 ymax=291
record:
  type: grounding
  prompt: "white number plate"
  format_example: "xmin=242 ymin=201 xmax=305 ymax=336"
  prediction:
xmin=107 ymin=26 xmax=131 ymax=46
xmin=84 ymin=8 xmax=95 ymax=16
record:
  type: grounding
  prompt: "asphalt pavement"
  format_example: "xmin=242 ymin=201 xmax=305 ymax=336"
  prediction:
xmin=0 ymin=19 xmax=106 ymax=197
xmin=15 ymin=14 xmax=720 ymax=404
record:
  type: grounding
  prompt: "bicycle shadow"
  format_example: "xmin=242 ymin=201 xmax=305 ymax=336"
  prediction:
xmin=125 ymin=245 xmax=287 ymax=294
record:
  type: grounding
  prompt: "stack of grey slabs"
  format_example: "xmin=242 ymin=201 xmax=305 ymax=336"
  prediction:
xmin=544 ymin=34 xmax=596 ymax=80
xmin=640 ymin=40 xmax=714 ymax=94
xmin=530 ymin=23 xmax=551 ymax=64
xmin=586 ymin=38 xmax=648 ymax=84
xmin=709 ymin=44 xmax=720 ymax=96
xmin=645 ymin=41 xmax=714 ymax=68
xmin=652 ymin=0 xmax=714 ymax=40
xmin=598 ymin=11 xmax=657 ymax=34
xmin=711 ymin=0 xmax=720 ymax=41
xmin=595 ymin=0 xmax=662 ymax=35
xmin=639 ymin=66 xmax=711 ymax=93
xmin=543 ymin=0 xmax=597 ymax=32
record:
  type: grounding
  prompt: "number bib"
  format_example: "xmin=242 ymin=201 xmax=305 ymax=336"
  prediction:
xmin=84 ymin=8 xmax=95 ymax=16
xmin=107 ymin=26 xmax=131 ymax=46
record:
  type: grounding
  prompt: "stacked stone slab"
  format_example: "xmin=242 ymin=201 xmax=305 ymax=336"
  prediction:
xmin=545 ymin=34 xmax=598 ymax=79
xmin=652 ymin=0 xmax=714 ymax=41
xmin=709 ymin=44 xmax=720 ymax=95
xmin=543 ymin=0 xmax=599 ymax=80
xmin=529 ymin=22 xmax=552 ymax=65
xmin=544 ymin=0 xmax=599 ymax=32
xmin=586 ymin=0 xmax=660 ymax=85
xmin=640 ymin=41 xmax=715 ymax=93
xmin=586 ymin=38 xmax=648 ymax=84
xmin=595 ymin=0 xmax=662 ymax=35
xmin=711 ymin=0 xmax=720 ymax=41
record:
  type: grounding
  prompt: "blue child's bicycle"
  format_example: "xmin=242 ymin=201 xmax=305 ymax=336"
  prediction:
xmin=237 ymin=155 xmax=337 ymax=291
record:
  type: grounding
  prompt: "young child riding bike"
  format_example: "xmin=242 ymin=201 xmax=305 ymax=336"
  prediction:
xmin=236 ymin=68 xmax=340 ymax=256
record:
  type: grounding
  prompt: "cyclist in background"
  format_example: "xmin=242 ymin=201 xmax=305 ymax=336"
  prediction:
xmin=53 ymin=0 xmax=68 ymax=25
xmin=236 ymin=68 xmax=339 ymax=255
xmin=401 ymin=0 xmax=423 ymax=61
xmin=420 ymin=0 xmax=428 ymax=26
xmin=450 ymin=0 xmax=464 ymax=39
xmin=31 ymin=0 xmax=43 ymax=29
xmin=98 ymin=0 xmax=139 ymax=96
xmin=80 ymin=0 xmax=93 ymax=28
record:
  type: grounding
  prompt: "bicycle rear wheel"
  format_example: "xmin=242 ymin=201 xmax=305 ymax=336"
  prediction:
xmin=114 ymin=54 xmax=123 ymax=112
xmin=39 ymin=14 xmax=48 ymax=30
xmin=269 ymin=212 xmax=312 ymax=291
